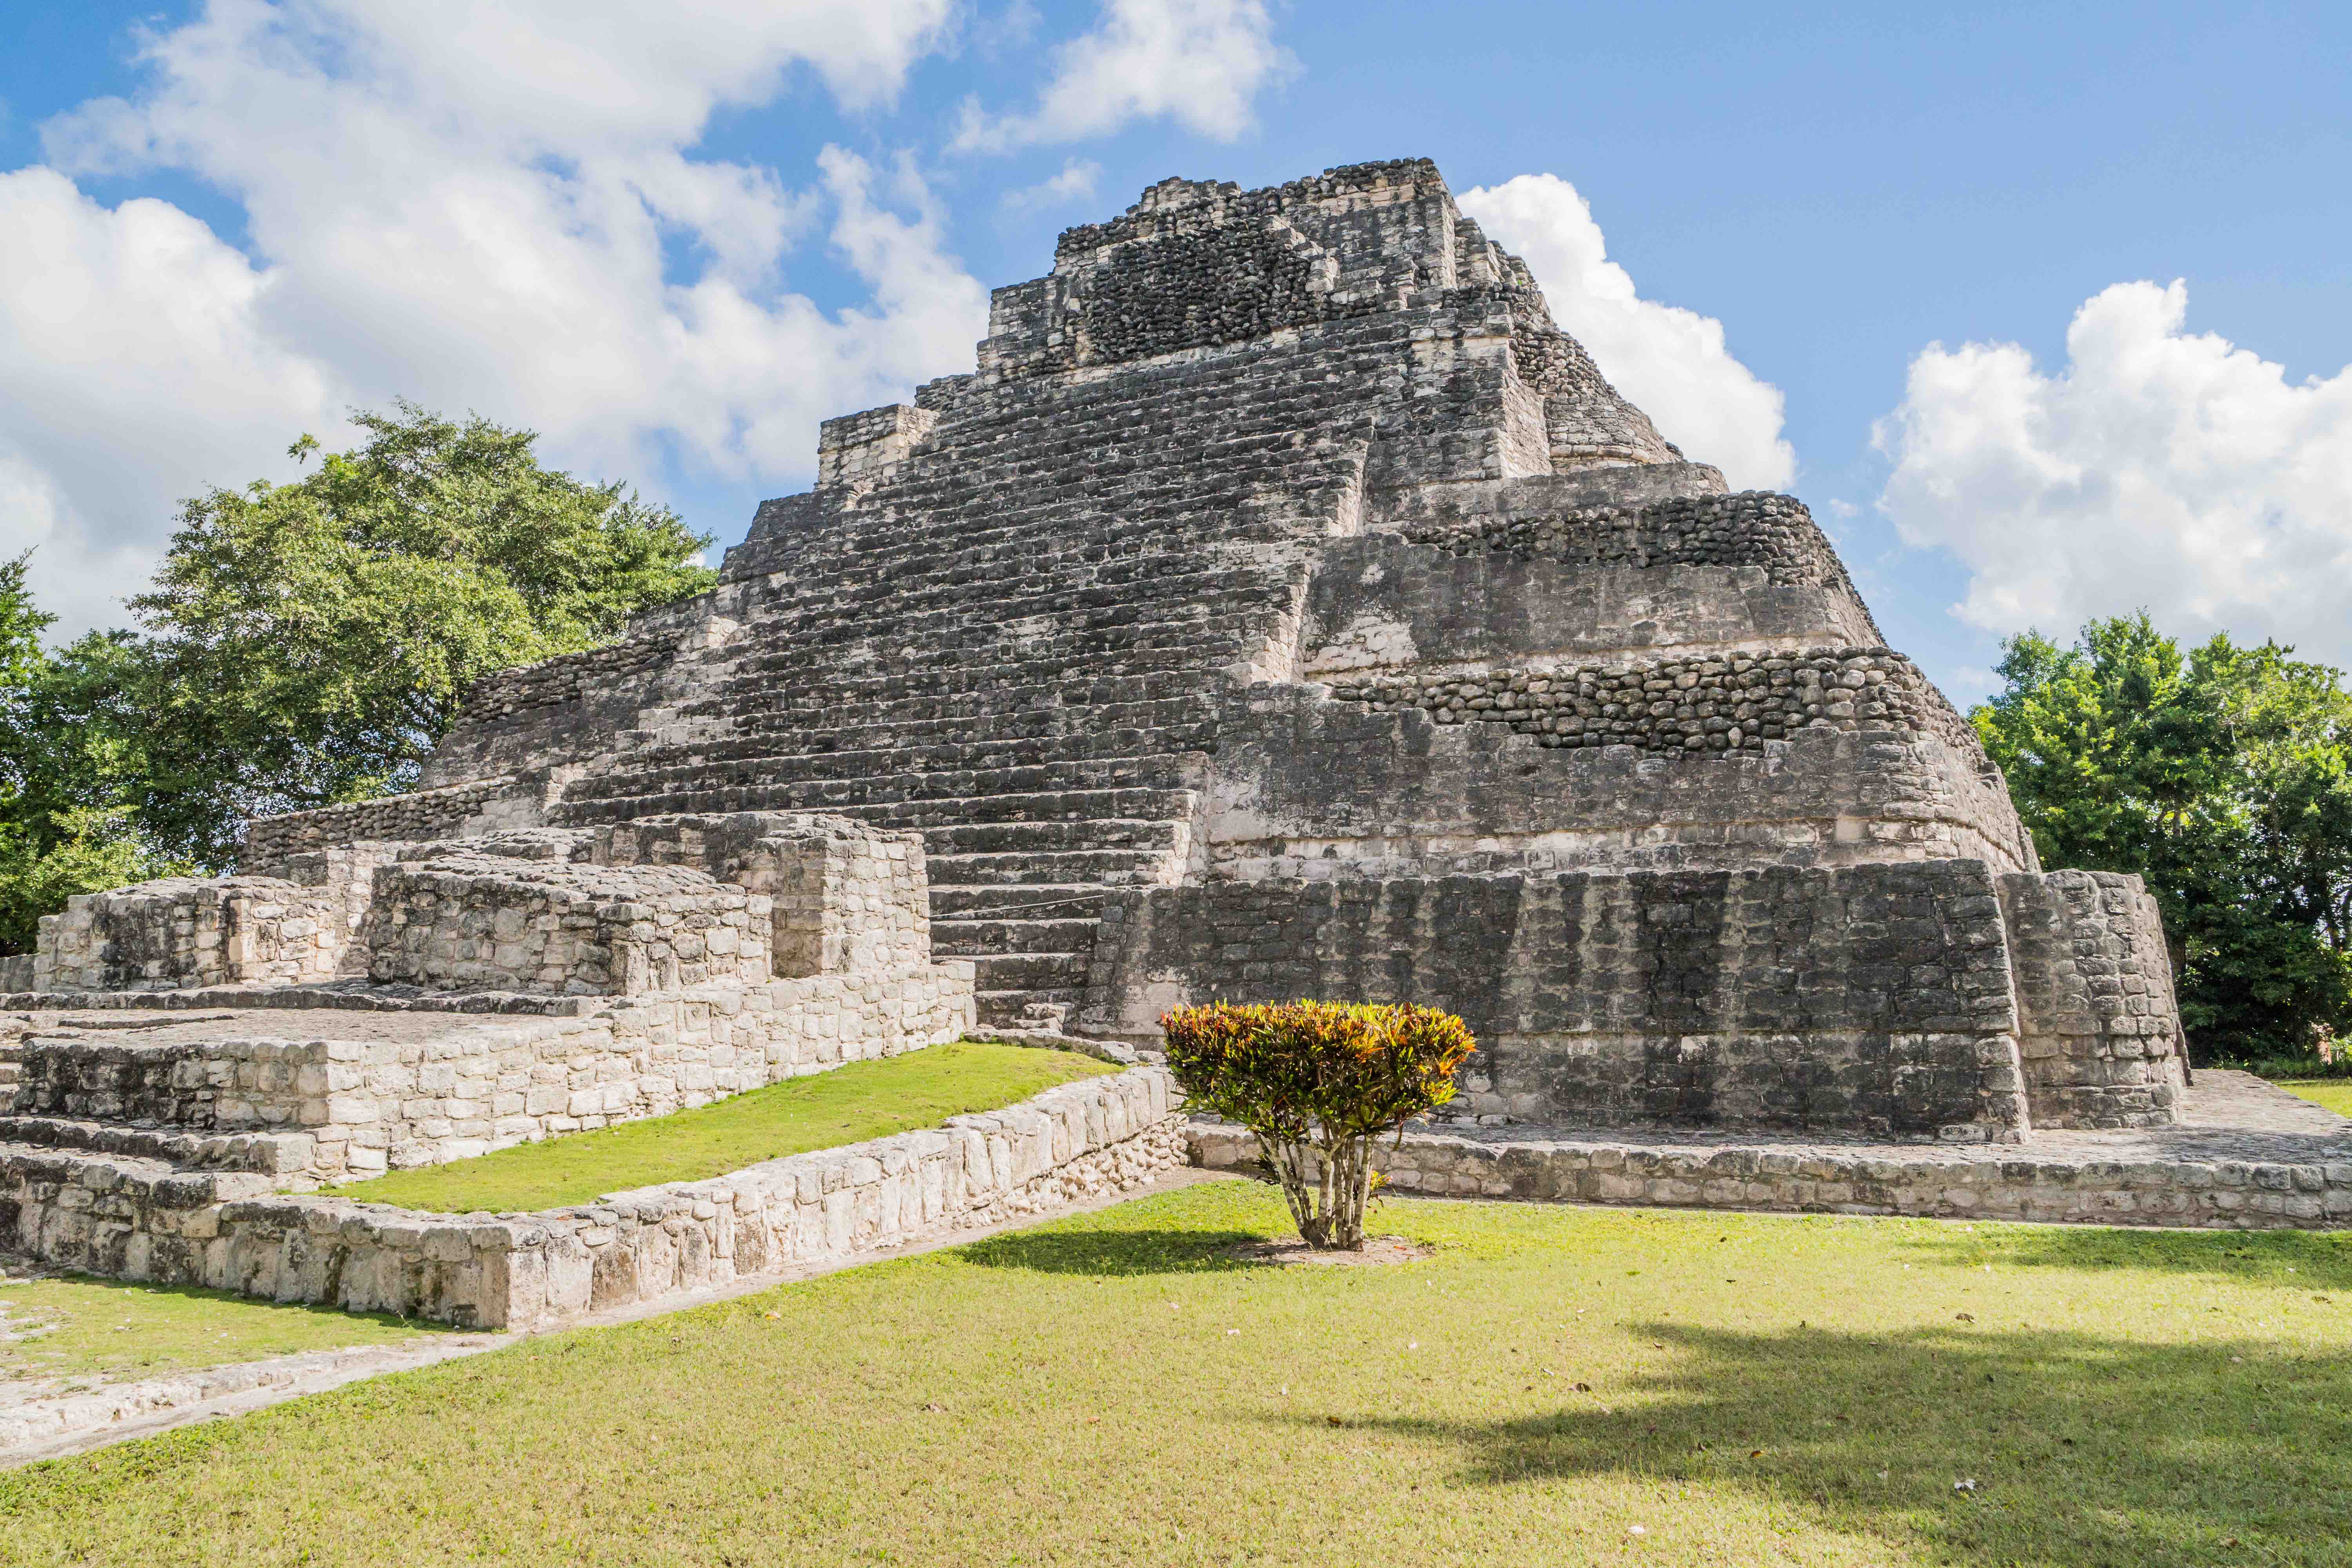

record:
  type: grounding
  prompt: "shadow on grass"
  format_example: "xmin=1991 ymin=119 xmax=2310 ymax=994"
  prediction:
xmin=954 ymin=1229 xmax=1272 ymax=1276
xmin=1272 ymin=1319 xmax=2352 ymax=1567
xmin=1900 ymin=1223 xmax=2352 ymax=1289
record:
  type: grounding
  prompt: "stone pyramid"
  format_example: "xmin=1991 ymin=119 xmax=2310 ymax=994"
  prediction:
xmin=243 ymin=158 xmax=2187 ymax=1141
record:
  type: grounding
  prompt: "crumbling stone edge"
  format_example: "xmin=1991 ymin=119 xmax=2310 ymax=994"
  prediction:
xmin=5 ymin=1066 xmax=1185 ymax=1329
xmin=1185 ymin=1122 xmax=2352 ymax=1230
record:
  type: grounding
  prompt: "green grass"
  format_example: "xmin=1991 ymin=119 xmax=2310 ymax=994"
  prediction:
xmin=6 ymin=1183 xmax=2348 ymax=1566
xmin=0 ymin=1275 xmax=442 ymax=1388
xmin=2278 ymin=1079 xmax=2352 ymax=1117
xmin=328 ymin=1040 xmax=1117 ymax=1214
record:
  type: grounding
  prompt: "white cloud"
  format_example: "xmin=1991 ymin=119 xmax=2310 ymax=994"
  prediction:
xmin=1875 ymin=279 xmax=2352 ymax=663
xmin=1458 ymin=174 xmax=1796 ymax=493
xmin=3 ymin=0 xmax=986 ymax=638
xmin=953 ymin=0 xmax=1295 ymax=152
xmin=1002 ymin=158 xmax=1102 ymax=212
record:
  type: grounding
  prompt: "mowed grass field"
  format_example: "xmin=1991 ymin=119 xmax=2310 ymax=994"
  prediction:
xmin=330 ymin=1040 xmax=1116 ymax=1212
xmin=5 ymin=1181 xmax=2348 ymax=1566
xmin=0 ymin=1275 xmax=443 ymax=1387
xmin=2280 ymin=1078 xmax=2352 ymax=1118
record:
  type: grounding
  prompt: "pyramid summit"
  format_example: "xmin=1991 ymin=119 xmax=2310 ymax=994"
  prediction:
xmin=87 ymin=158 xmax=2194 ymax=1140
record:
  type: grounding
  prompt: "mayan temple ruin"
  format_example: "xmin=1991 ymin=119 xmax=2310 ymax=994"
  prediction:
xmin=18 ymin=157 xmax=2329 ymax=1335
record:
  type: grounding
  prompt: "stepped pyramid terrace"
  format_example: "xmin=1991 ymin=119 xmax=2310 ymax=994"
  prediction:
xmin=2 ymin=159 xmax=2344 ymax=1328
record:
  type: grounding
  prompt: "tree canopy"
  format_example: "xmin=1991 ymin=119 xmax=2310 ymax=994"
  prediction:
xmin=0 ymin=404 xmax=715 ymax=949
xmin=1974 ymin=615 xmax=2352 ymax=1063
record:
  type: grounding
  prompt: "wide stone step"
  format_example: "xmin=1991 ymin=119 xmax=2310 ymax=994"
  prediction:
xmin=959 ymin=950 xmax=1093 ymax=991
xmin=837 ymin=787 xmax=1197 ymax=831
xmin=560 ymin=737 xmax=1204 ymax=809
xmin=554 ymin=755 xmax=1200 ymax=824
xmin=924 ymin=849 xmax=1170 ymax=887
xmin=971 ymin=987 xmax=1087 ymax=1029
xmin=917 ymin=817 xmax=1182 ymax=856
xmin=925 ymin=884 xmax=1116 ymax=920
xmin=929 ymin=916 xmax=1105 ymax=956
xmin=0 ymin=1115 xmax=311 ymax=1175
xmin=724 ymin=695 xmax=1221 ymax=753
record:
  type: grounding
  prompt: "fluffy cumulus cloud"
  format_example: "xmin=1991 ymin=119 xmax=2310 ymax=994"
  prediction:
xmin=1459 ymin=173 xmax=1796 ymax=493
xmin=953 ymin=0 xmax=1296 ymax=152
xmin=4 ymin=0 xmax=984 ymax=636
xmin=1876 ymin=280 xmax=2352 ymax=662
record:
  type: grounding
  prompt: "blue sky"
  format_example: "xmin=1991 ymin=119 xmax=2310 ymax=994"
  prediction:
xmin=4 ymin=0 xmax=2348 ymax=702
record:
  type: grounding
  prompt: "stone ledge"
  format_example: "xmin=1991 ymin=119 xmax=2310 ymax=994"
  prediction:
xmin=1185 ymin=1071 xmax=2352 ymax=1232
xmin=0 ymin=1065 xmax=1184 ymax=1328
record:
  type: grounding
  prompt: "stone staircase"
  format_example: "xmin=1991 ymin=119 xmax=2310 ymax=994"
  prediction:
xmin=527 ymin=323 xmax=1400 ymax=1024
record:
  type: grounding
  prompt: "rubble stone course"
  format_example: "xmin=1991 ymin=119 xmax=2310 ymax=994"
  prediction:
xmin=0 ymin=1063 xmax=1180 ymax=1328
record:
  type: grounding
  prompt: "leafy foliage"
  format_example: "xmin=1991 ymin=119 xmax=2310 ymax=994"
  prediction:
xmin=1160 ymin=1000 xmax=1476 ymax=1249
xmin=126 ymin=403 xmax=715 ymax=864
xmin=0 ymin=556 xmax=183 ymax=952
xmin=0 ymin=405 xmax=715 ymax=946
xmin=1974 ymin=615 xmax=2352 ymax=1063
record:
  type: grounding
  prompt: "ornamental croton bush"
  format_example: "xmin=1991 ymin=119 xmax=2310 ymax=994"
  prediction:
xmin=1160 ymin=1000 xmax=1475 ymax=1250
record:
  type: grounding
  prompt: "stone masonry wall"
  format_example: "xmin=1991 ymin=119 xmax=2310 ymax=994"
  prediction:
xmin=9 ymin=971 xmax=974 ymax=1180
xmin=0 ymin=1063 xmax=1178 ymax=1328
xmin=1186 ymin=1118 xmax=2352 ymax=1231
xmin=597 ymin=813 xmax=931 ymax=977
xmin=1206 ymin=689 xmax=2040 ymax=882
xmin=1325 ymin=646 xmax=1983 ymax=760
xmin=241 ymin=777 xmax=544 ymax=880
xmin=2001 ymin=870 xmax=2189 ymax=1129
xmin=363 ymin=853 xmax=771 ymax=996
xmin=1083 ymin=860 xmax=2032 ymax=1140
xmin=34 ymin=879 xmax=344 ymax=994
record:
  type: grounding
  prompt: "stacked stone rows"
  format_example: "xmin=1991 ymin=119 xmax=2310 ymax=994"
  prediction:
xmin=365 ymin=855 xmax=769 ymax=996
xmin=243 ymin=779 xmax=523 ymax=878
xmin=1327 ymin=646 xmax=1975 ymax=757
xmin=1404 ymin=491 xmax=1843 ymax=587
xmin=466 ymin=626 xmax=679 ymax=721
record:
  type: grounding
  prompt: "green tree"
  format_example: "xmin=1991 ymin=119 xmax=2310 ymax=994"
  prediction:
xmin=0 ymin=555 xmax=181 ymax=952
xmin=126 ymin=402 xmax=715 ymax=865
xmin=1975 ymin=615 xmax=2352 ymax=1063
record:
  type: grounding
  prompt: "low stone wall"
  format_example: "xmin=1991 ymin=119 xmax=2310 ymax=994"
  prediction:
xmin=241 ymin=778 xmax=542 ymax=880
xmin=364 ymin=853 xmax=773 ymax=995
xmin=1187 ymin=1112 xmax=2352 ymax=1231
xmin=34 ymin=879 xmax=344 ymax=993
xmin=1 ymin=1065 xmax=1182 ymax=1328
xmin=597 ymin=813 xmax=931 ymax=976
xmin=8 ymin=966 xmax=974 ymax=1179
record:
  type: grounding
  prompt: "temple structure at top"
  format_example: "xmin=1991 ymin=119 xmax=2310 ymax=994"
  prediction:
xmin=57 ymin=159 xmax=2189 ymax=1141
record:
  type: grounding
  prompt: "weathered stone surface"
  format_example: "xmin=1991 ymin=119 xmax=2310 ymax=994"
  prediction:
xmin=169 ymin=156 xmax=2181 ymax=1138
xmin=0 ymin=1064 xmax=1182 ymax=1328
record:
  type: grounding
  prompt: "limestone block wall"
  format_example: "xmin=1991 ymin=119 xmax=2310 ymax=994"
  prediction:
xmin=362 ymin=853 xmax=771 ymax=995
xmin=1082 ymin=860 xmax=2034 ymax=1140
xmin=1206 ymin=689 xmax=2040 ymax=882
xmin=33 ymin=879 xmax=344 ymax=993
xmin=0 ymin=1063 xmax=1177 ymax=1328
xmin=597 ymin=813 xmax=931 ymax=976
xmin=241 ymin=777 xmax=546 ymax=879
xmin=9 ymin=970 xmax=975 ymax=1179
xmin=2000 ymin=870 xmax=2189 ymax=1129
xmin=1302 ymin=539 xmax=1886 ymax=679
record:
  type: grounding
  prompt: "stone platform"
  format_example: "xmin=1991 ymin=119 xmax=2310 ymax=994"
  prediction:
xmin=1187 ymin=1071 xmax=2352 ymax=1230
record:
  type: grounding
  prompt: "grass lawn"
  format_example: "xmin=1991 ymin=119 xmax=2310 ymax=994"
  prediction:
xmin=5 ymin=1182 xmax=2347 ymax=1566
xmin=0 ymin=1274 xmax=442 ymax=1389
xmin=2278 ymin=1078 xmax=2352 ymax=1118
xmin=328 ymin=1040 xmax=1116 ymax=1214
